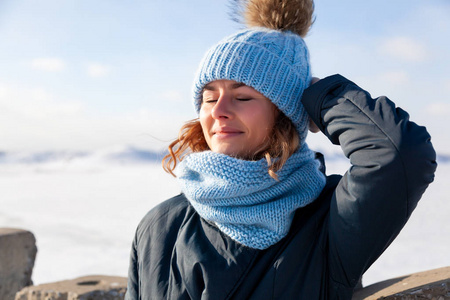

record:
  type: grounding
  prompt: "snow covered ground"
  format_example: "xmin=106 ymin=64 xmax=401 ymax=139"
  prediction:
xmin=1 ymin=147 xmax=448 ymax=287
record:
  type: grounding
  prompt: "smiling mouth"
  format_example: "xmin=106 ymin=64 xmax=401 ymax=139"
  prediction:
xmin=213 ymin=129 xmax=243 ymax=137
xmin=214 ymin=131 xmax=242 ymax=135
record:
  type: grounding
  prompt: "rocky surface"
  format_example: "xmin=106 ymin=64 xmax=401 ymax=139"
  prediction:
xmin=15 ymin=275 xmax=127 ymax=300
xmin=0 ymin=228 xmax=37 ymax=300
xmin=353 ymin=266 xmax=450 ymax=300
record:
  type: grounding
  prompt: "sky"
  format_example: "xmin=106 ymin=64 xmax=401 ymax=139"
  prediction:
xmin=0 ymin=0 xmax=449 ymax=154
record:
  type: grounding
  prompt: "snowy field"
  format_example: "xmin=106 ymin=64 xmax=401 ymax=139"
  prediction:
xmin=1 ymin=147 xmax=449 ymax=287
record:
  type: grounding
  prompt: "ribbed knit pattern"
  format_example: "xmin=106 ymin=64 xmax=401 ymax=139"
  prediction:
xmin=176 ymin=143 xmax=326 ymax=250
xmin=193 ymin=27 xmax=312 ymax=143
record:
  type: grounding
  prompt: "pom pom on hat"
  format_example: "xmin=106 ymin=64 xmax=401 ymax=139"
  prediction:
xmin=244 ymin=0 xmax=314 ymax=38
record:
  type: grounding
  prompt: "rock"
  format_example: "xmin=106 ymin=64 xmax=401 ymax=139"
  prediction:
xmin=15 ymin=275 xmax=127 ymax=300
xmin=352 ymin=266 xmax=450 ymax=300
xmin=0 ymin=228 xmax=37 ymax=300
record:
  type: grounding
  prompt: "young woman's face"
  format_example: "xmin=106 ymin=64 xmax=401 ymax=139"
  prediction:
xmin=200 ymin=80 xmax=277 ymax=159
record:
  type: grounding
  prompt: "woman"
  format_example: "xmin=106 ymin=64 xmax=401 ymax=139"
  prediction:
xmin=125 ymin=1 xmax=436 ymax=299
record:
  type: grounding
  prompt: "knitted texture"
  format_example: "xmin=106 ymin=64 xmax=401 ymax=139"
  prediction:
xmin=176 ymin=143 xmax=326 ymax=250
xmin=193 ymin=27 xmax=312 ymax=143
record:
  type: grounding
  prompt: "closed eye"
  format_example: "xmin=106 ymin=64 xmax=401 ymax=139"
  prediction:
xmin=236 ymin=98 xmax=252 ymax=101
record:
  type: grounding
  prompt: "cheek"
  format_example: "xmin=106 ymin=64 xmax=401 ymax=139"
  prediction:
xmin=199 ymin=109 xmax=212 ymax=139
xmin=199 ymin=107 xmax=208 ymax=126
xmin=250 ymin=107 xmax=276 ymax=136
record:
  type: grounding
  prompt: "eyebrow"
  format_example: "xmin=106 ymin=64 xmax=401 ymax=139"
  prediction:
xmin=203 ymin=82 xmax=246 ymax=91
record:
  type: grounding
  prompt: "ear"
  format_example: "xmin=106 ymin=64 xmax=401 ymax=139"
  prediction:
xmin=308 ymin=118 xmax=320 ymax=133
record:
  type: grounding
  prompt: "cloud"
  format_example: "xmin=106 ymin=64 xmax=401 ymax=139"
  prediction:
xmin=379 ymin=37 xmax=428 ymax=62
xmin=445 ymin=78 xmax=450 ymax=94
xmin=160 ymin=90 xmax=184 ymax=103
xmin=378 ymin=71 xmax=410 ymax=85
xmin=87 ymin=63 xmax=111 ymax=78
xmin=31 ymin=58 xmax=66 ymax=72
xmin=426 ymin=102 xmax=450 ymax=117
xmin=0 ymin=83 xmax=82 ymax=119
xmin=0 ymin=82 xmax=186 ymax=151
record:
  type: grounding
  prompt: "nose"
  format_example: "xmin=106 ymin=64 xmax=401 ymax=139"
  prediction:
xmin=211 ymin=93 xmax=234 ymax=120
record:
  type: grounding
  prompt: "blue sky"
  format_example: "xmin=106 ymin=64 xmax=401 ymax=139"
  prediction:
xmin=1 ymin=0 xmax=449 ymax=153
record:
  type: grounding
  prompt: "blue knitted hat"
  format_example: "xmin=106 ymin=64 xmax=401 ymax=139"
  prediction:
xmin=193 ymin=27 xmax=312 ymax=143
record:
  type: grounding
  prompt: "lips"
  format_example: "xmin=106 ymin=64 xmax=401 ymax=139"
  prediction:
xmin=212 ymin=127 xmax=243 ymax=137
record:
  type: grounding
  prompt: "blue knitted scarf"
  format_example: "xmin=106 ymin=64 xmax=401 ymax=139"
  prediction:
xmin=176 ymin=144 xmax=326 ymax=250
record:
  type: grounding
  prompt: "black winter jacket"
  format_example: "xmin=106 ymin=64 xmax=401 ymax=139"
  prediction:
xmin=125 ymin=75 xmax=436 ymax=300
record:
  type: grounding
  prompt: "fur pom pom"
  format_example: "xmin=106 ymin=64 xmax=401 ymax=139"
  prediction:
xmin=243 ymin=0 xmax=314 ymax=37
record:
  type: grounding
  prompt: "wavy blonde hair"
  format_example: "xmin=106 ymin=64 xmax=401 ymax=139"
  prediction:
xmin=162 ymin=110 xmax=299 ymax=180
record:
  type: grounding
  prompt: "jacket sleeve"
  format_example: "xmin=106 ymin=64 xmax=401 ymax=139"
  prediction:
xmin=301 ymin=74 xmax=437 ymax=289
xmin=125 ymin=230 xmax=139 ymax=300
